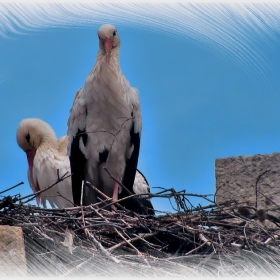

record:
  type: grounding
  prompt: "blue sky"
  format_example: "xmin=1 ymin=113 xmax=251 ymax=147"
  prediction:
xmin=0 ymin=3 xmax=280 ymax=213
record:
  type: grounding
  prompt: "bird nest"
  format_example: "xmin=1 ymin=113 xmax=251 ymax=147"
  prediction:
xmin=1 ymin=180 xmax=280 ymax=277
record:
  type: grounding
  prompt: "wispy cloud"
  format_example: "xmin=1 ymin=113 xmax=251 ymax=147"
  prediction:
xmin=0 ymin=3 xmax=279 ymax=81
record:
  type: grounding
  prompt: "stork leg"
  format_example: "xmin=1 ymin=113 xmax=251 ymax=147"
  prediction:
xmin=113 ymin=181 xmax=119 ymax=202
xmin=111 ymin=176 xmax=120 ymax=211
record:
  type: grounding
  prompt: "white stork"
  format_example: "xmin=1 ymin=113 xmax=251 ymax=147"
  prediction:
xmin=16 ymin=118 xmax=73 ymax=209
xmin=67 ymin=24 xmax=152 ymax=214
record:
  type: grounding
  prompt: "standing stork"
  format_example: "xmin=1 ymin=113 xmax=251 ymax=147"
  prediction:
xmin=67 ymin=24 xmax=150 ymax=214
xmin=16 ymin=118 xmax=73 ymax=209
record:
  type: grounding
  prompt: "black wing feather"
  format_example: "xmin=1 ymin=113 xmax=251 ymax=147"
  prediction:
xmin=69 ymin=129 xmax=87 ymax=206
xmin=120 ymin=123 xmax=154 ymax=215
xmin=121 ymin=122 xmax=140 ymax=192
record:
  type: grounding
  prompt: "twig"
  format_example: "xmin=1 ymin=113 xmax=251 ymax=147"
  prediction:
xmin=0 ymin=196 xmax=16 ymax=210
xmin=114 ymin=228 xmax=142 ymax=255
xmin=170 ymin=241 xmax=209 ymax=258
xmin=85 ymin=181 xmax=126 ymax=212
xmin=264 ymin=235 xmax=279 ymax=245
xmin=85 ymin=204 xmax=139 ymax=258
xmin=103 ymin=166 xmax=133 ymax=196
xmin=108 ymin=232 xmax=157 ymax=252
xmin=33 ymin=227 xmax=54 ymax=242
xmin=16 ymin=223 xmax=41 ymax=227
xmin=20 ymin=172 xmax=72 ymax=204
xmin=198 ymin=233 xmax=211 ymax=246
xmin=80 ymin=180 xmax=86 ymax=229
xmin=57 ymin=192 xmax=75 ymax=207
xmin=255 ymin=169 xmax=271 ymax=209
xmin=0 ymin=182 xmax=24 ymax=195
xmin=106 ymin=116 xmax=135 ymax=159
xmin=243 ymin=222 xmax=252 ymax=251
xmin=85 ymin=229 xmax=120 ymax=263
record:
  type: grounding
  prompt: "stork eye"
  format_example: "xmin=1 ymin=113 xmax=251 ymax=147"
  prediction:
xmin=26 ymin=133 xmax=30 ymax=143
xmin=113 ymin=30 xmax=117 ymax=36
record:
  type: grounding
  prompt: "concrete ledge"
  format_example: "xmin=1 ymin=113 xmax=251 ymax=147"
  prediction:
xmin=0 ymin=225 xmax=27 ymax=277
xmin=215 ymin=152 xmax=280 ymax=212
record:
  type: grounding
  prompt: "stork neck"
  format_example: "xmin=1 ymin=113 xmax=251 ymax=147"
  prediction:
xmin=40 ymin=135 xmax=58 ymax=151
xmin=96 ymin=47 xmax=120 ymax=69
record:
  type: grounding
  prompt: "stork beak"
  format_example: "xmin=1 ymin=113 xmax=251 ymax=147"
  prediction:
xmin=104 ymin=38 xmax=113 ymax=65
xmin=26 ymin=148 xmax=36 ymax=169
xmin=26 ymin=148 xmax=40 ymax=205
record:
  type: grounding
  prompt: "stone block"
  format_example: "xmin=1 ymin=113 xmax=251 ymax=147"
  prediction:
xmin=215 ymin=152 xmax=280 ymax=212
xmin=0 ymin=225 xmax=27 ymax=277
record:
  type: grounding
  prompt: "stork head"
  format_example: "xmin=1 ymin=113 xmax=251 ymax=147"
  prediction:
xmin=98 ymin=24 xmax=120 ymax=65
xmin=16 ymin=118 xmax=56 ymax=167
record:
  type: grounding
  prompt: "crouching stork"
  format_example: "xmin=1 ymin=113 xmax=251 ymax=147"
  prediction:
xmin=16 ymin=118 xmax=73 ymax=209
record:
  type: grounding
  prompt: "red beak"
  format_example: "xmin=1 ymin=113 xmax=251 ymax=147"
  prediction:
xmin=26 ymin=148 xmax=40 ymax=205
xmin=26 ymin=148 xmax=36 ymax=169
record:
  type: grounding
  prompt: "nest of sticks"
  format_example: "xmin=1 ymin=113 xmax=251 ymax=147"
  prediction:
xmin=1 ymin=177 xmax=280 ymax=277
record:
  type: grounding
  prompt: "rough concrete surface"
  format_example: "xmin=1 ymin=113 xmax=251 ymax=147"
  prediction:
xmin=215 ymin=152 xmax=280 ymax=220
xmin=0 ymin=225 xmax=27 ymax=276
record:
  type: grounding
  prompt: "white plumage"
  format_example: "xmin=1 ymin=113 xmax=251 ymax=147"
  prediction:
xmin=67 ymin=24 xmax=151 ymax=214
xmin=133 ymin=170 xmax=151 ymax=199
xmin=16 ymin=118 xmax=73 ymax=209
xmin=132 ymin=170 xmax=154 ymax=214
